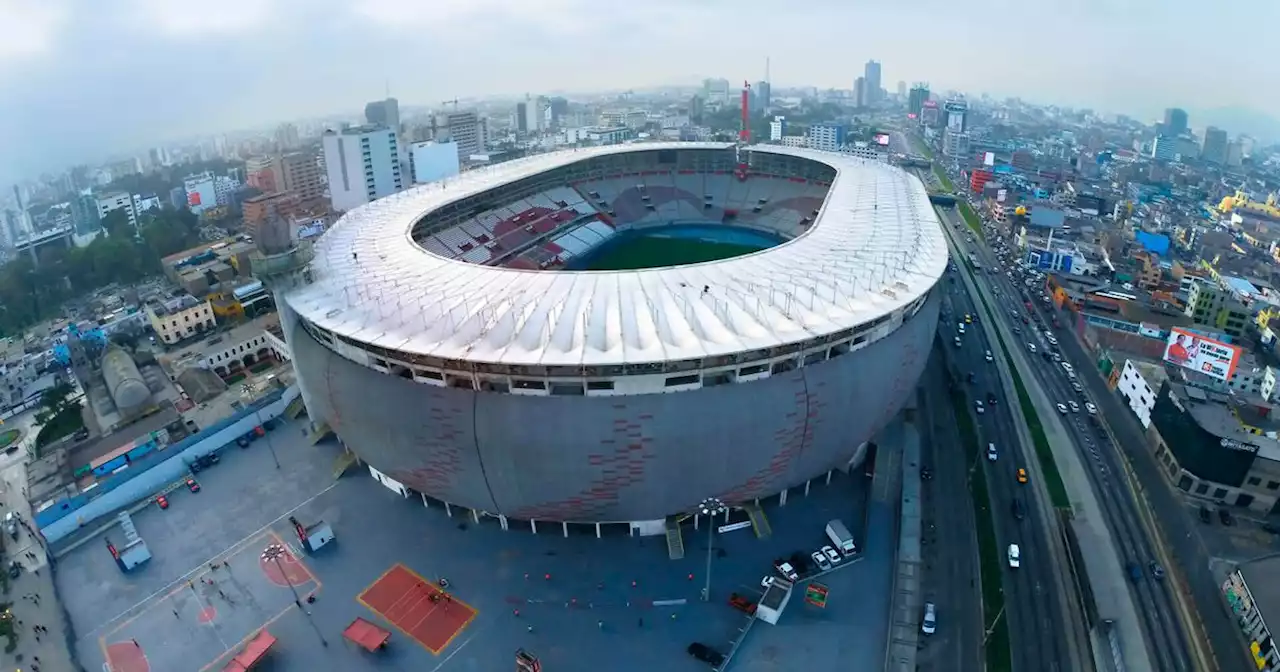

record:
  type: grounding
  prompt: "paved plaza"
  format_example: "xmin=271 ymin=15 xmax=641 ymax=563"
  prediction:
xmin=54 ymin=417 xmax=897 ymax=671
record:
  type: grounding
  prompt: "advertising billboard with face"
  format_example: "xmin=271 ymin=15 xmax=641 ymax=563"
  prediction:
xmin=1162 ymin=327 xmax=1242 ymax=382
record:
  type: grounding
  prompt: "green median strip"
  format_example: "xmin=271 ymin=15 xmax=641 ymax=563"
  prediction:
xmin=970 ymin=283 xmax=1072 ymax=511
xmin=932 ymin=164 xmax=955 ymax=192
xmin=959 ymin=202 xmax=984 ymax=240
xmin=950 ymin=385 xmax=1012 ymax=672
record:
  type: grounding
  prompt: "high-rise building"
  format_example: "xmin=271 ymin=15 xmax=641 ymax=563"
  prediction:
xmin=515 ymin=102 xmax=528 ymax=135
xmin=96 ymin=192 xmax=137 ymax=227
xmin=754 ymin=81 xmax=771 ymax=116
xmin=278 ymin=151 xmax=325 ymax=204
xmin=689 ymin=95 xmax=705 ymax=123
xmin=854 ymin=77 xmax=867 ymax=108
xmin=522 ymin=96 xmax=544 ymax=135
xmin=769 ymin=116 xmax=786 ymax=142
xmin=1202 ymin=126 xmax=1229 ymax=165
xmin=1162 ymin=108 xmax=1188 ymax=136
xmin=907 ymin=84 xmax=930 ymax=119
xmin=1151 ymin=135 xmax=1179 ymax=162
xmin=275 ymin=123 xmax=300 ymax=150
xmin=897 ymin=81 xmax=907 ymax=99
xmin=322 ymin=126 xmax=403 ymax=212
xmin=439 ymin=111 xmax=486 ymax=164
xmin=703 ymin=78 xmax=732 ymax=106
xmin=944 ymin=99 xmax=968 ymax=133
xmin=365 ymin=98 xmax=401 ymax=135
xmin=864 ymin=60 xmax=882 ymax=104
xmin=942 ymin=129 xmax=969 ymax=158
xmin=70 ymin=191 xmax=100 ymax=237
xmin=808 ymin=124 xmax=845 ymax=152
xmin=410 ymin=141 xmax=461 ymax=185
xmin=245 ymin=156 xmax=281 ymax=192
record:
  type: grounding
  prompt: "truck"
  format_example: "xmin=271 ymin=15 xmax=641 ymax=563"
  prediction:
xmin=825 ymin=519 xmax=857 ymax=557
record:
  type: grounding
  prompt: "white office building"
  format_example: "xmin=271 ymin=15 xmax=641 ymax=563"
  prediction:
xmin=96 ymin=192 xmax=136 ymax=226
xmin=808 ymin=124 xmax=845 ymax=152
xmin=1117 ymin=360 xmax=1162 ymax=429
xmin=410 ymin=141 xmax=461 ymax=185
xmin=769 ymin=116 xmax=786 ymax=142
xmin=322 ymin=125 xmax=404 ymax=212
xmin=183 ymin=172 xmax=218 ymax=215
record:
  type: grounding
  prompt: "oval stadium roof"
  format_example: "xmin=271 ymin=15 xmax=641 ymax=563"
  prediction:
xmin=283 ymin=143 xmax=948 ymax=367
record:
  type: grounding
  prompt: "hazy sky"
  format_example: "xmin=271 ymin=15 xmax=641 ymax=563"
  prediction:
xmin=1 ymin=0 xmax=1277 ymax=184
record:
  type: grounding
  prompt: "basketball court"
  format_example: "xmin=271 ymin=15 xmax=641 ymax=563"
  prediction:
xmin=357 ymin=563 xmax=477 ymax=655
xmin=98 ymin=531 xmax=319 ymax=672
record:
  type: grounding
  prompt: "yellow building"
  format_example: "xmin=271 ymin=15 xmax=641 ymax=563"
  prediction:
xmin=145 ymin=294 xmax=215 ymax=345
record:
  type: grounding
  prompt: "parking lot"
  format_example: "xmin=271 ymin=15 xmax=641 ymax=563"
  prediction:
xmin=55 ymin=416 xmax=894 ymax=671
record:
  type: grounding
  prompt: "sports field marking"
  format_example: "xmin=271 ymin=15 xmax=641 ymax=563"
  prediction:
xmin=83 ymin=481 xmax=338 ymax=640
xmin=357 ymin=563 xmax=478 ymax=655
xmin=99 ymin=529 xmax=322 ymax=672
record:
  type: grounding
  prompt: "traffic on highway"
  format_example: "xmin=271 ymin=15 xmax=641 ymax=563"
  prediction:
xmin=934 ymin=243 xmax=1075 ymax=670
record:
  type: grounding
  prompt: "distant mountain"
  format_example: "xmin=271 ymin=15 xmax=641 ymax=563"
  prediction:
xmin=1192 ymin=106 xmax=1280 ymax=143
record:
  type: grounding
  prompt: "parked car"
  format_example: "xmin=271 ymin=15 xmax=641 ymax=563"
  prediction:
xmin=822 ymin=546 xmax=842 ymax=565
xmin=773 ymin=559 xmax=798 ymax=581
xmin=1199 ymin=506 xmax=1212 ymax=524
xmin=156 ymin=495 xmax=169 ymax=510
xmin=811 ymin=551 xmax=832 ymax=571
xmin=1219 ymin=509 xmax=1234 ymax=526
xmin=686 ymin=643 xmax=726 ymax=666
xmin=3 ymin=513 xmax=17 ymax=540
xmin=186 ymin=478 xmax=201 ymax=493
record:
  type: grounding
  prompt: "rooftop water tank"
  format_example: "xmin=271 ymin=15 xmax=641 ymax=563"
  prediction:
xmin=102 ymin=347 xmax=150 ymax=413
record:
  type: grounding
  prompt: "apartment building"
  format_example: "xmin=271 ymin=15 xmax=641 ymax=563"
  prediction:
xmin=145 ymin=294 xmax=216 ymax=345
xmin=322 ymin=126 xmax=403 ymax=212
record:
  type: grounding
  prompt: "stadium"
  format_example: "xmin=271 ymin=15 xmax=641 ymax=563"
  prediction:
xmin=279 ymin=142 xmax=948 ymax=525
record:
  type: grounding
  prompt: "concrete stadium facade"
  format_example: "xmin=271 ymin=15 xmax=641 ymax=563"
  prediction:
xmin=281 ymin=143 xmax=947 ymax=524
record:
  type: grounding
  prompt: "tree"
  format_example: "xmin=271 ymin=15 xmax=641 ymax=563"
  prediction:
xmin=34 ymin=382 xmax=75 ymax=425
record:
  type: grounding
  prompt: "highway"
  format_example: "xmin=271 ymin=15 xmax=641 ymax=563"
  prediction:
xmin=944 ymin=199 xmax=1195 ymax=671
xmin=917 ymin=351 xmax=983 ymax=672
xmin=934 ymin=256 xmax=1072 ymax=670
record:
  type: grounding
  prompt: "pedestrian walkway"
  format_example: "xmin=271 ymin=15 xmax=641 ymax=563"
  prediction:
xmin=0 ymin=452 xmax=76 ymax=672
xmin=882 ymin=408 xmax=923 ymax=672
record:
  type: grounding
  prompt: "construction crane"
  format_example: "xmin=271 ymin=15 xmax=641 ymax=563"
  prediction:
xmin=441 ymin=99 xmax=459 ymax=111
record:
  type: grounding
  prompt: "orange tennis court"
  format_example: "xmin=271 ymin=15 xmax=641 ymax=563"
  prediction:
xmin=357 ymin=563 xmax=477 ymax=655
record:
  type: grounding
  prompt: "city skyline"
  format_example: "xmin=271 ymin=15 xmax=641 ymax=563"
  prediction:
xmin=1 ymin=0 xmax=1279 ymax=183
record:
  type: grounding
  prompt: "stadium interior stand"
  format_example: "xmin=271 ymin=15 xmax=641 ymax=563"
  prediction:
xmin=418 ymin=172 xmax=828 ymax=270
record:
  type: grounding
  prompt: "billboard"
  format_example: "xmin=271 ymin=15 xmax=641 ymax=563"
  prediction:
xmin=1162 ymin=327 xmax=1242 ymax=382
xmin=873 ymin=133 xmax=890 ymax=146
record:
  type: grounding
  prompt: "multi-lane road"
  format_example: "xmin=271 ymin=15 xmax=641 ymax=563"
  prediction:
xmin=917 ymin=351 xmax=983 ymax=672
xmin=936 ymin=224 xmax=1075 ymax=671
xmin=940 ymin=193 xmax=1198 ymax=670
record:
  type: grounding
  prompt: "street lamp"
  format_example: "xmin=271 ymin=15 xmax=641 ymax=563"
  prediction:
xmin=243 ymin=384 xmax=280 ymax=470
xmin=262 ymin=543 xmax=327 ymax=646
xmin=699 ymin=497 xmax=728 ymax=602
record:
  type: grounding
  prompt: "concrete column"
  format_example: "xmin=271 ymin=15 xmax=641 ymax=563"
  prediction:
xmin=444 ymin=502 xmax=453 ymax=517
xmin=693 ymin=514 xmax=699 ymax=531
xmin=530 ymin=519 xmax=538 ymax=534
xmin=500 ymin=515 xmax=509 ymax=531
xmin=561 ymin=521 xmax=569 ymax=538
xmin=826 ymin=469 xmax=833 ymax=485
xmin=804 ymin=479 xmax=812 ymax=497
xmin=471 ymin=509 xmax=480 ymax=524
xmin=421 ymin=492 xmax=429 ymax=508
xmin=779 ymin=489 xmax=788 ymax=506
xmin=595 ymin=523 xmax=602 ymax=539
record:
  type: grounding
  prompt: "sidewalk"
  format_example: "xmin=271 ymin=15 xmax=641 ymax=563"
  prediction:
xmin=0 ymin=453 xmax=76 ymax=672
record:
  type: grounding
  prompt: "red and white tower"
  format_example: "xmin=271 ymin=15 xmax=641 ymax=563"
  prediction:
xmin=735 ymin=81 xmax=752 ymax=181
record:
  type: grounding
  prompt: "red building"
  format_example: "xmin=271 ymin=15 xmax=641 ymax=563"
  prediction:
xmin=969 ymin=169 xmax=993 ymax=193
